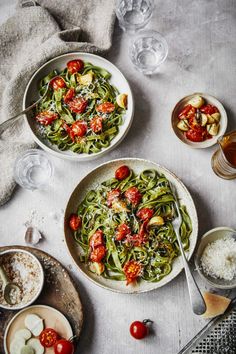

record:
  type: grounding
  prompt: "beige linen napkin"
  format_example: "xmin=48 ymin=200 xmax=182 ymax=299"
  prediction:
xmin=0 ymin=0 xmax=115 ymax=206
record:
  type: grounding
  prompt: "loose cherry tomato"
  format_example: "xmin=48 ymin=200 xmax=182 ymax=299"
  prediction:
xmin=35 ymin=111 xmax=58 ymax=126
xmin=90 ymin=116 xmax=103 ymax=133
xmin=96 ymin=102 xmax=115 ymax=113
xmin=39 ymin=328 xmax=59 ymax=348
xmin=89 ymin=230 xmax=104 ymax=249
xmin=90 ymin=245 xmax=106 ymax=262
xmin=126 ymin=233 xmax=143 ymax=247
xmin=125 ymin=187 xmax=142 ymax=206
xmin=50 ymin=76 xmax=66 ymax=90
xmin=130 ymin=320 xmax=153 ymax=340
xmin=185 ymin=129 xmax=204 ymax=142
xmin=54 ymin=339 xmax=74 ymax=354
xmin=69 ymin=214 xmax=81 ymax=231
xmin=115 ymin=165 xmax=130 ymax=181
xmin=67 ymin=59 xmax=84 ymax=74
xmin=64 ymin=88 xmax=75 ymax=103
xmin=200 ymin=104 xmax=219 ymax=115
xmin=68 ymin=97 xmax=88 ymax=114
xmin=178 ymin=104 xmax=196 ymax=120
xmin=107 ymin=188 xmax=121 ymax=207
xmin=123 ymin=260 xmax=142 ymax=285
xmin=136 ymin=208 xmax=154 ymax=221
xmin=62 ymin=122 xmax=75 ymax=142
xmin=116 ymin=223 xmax=131 ymax=241
xmin=71 ymin=120 xmax=87 ymax=137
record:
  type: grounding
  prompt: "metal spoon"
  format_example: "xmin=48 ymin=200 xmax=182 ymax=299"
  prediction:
xmin=171 ymin=184 xmax=206 ymax=315
xmin=0 ymin=78 xmax=55 ymax=136
xmin=0 ymin=265 xmax=22 ymax=305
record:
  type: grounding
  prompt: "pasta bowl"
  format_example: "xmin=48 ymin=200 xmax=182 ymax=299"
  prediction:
xmin=64 ymin=158 xmax=198 ymax=293
xmin=23 ymin=52 xmax=134 ymax=161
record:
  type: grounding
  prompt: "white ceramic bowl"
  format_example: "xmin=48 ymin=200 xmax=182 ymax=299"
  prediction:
xmin=195 ymin=226 xmax=236 ymax=289
xmin=23 ymin=52 xmax=134 ymax=161
xmin=64 ymin=158 xmax=198 ymax=294
xmin=0 ymin=249 xmax=44 ymax=310
xmin=171 ymin=93 xmax=228 ymax=148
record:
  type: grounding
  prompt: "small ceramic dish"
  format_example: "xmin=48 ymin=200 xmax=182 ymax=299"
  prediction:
xmin=0 ymin=249 xmax=44 ymax=310
xmin=171 ymin=93 xmax=228 ymax=148
xmin=23 ymin=52 xmax=134 ymax=161
xmin=195 ymin=226 xmax=236 ymax=289
xmin=4 ymin=304 xmax=73 ymax=354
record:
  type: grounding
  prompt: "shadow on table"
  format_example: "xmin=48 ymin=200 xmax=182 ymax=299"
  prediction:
xmin=69 ymin=275 xmax=95 ymax=354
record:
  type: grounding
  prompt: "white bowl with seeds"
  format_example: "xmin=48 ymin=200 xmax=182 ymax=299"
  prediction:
xmin=0 ymin=249 xmax=44 ymax=310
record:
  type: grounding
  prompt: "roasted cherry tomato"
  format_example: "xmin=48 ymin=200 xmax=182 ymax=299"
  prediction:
xmin=90 ymin=116 xmax=103 ymax=133
xmin=67 ymin=59 xmax=84 ymax=74
xmin=107 ymin=188 xmax=121 ymax=207
xmin=200 ymin=104 xmax=219 ymax=115
xmin=54 ymin=339 xmax=74 ymax=354
xmin=123 ymin=260 xmax=142 ymax=285
xmin=126 ymin=233 xmax=143 ymax=247
xmin=115 ymin=165 xmax=130 ymax=181
xmin=62 ymin=122 xmax=75 ymax=141
xmin=68 ymin=97 xmax=88 ymax=114
xmin=96 ymin=102 xmax=115 ymax=113
xmin=71 ymin=120 xmax=87 ymax=137
xmin=64 ymin=88 xmax=75 ymax=103
xmin=130 ymin=320 xmax=153 ymax=340
xmin=35 ymin=111 xmax=58 ymax=126
xmin=69 ymin=214 xmax=81 ymax=231
xmin=136 ymin=208 xmax=154 ymax=221
xmin=39 ymin=328 xmax=59 ymax=348
xmin=116 ymin=223 xmax=131 ymax=241
xmin=50 ymin=76 xmax=66 ymax=90
xmin=90 ymin=245 xmax=106 ymax=263
xmin=124 ymin=187 xmax=142 ymax=206
xmin=185 ymin=128 xmax=204 ymax=142
xmin=178 ymin=104 xmax=196 ymax=120
xmin=89 ymin=230 xmax=104 ymax=249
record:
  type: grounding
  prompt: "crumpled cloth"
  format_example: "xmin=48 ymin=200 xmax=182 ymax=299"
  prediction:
xmin=0 ymin=0 xmax=115 ymax=206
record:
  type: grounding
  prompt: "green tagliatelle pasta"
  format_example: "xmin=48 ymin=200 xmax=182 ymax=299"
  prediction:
xmin=74 ymin=167 xmax=192 ymax=284
xmin=35 ymin=60 xmax=127 ymax=154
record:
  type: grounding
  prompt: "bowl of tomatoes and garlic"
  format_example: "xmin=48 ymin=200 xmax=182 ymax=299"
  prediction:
xmin=172 ymin=93 xmax=227 ymax=148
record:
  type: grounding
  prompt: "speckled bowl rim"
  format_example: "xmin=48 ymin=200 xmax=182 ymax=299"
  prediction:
xmin=4 ymin=304 xmax=73 ymax=354
xmin=64 ymin=157 xmax=198 ymax=294
xmin=194 ymin=226 xmax=236 ymax=289
xmin=171 ymin=92 xmax=228 ymax=149
xmin=0 ymin=249 xmax=44 ymax=310
xmin=23 ymin=52 xmax=134 ymax=161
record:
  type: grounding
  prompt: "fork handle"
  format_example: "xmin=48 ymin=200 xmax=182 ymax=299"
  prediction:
xmin=0 ymin=99 xmax=39 ymax=136
xmin=180 ymin=249 xmax=206 ymax=315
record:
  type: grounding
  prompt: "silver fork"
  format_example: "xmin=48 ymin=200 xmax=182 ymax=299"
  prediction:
xmin=0 ymin=78 xmax=54 ymax=136
xmin=171 ymin=184 xmax=206 ymax=315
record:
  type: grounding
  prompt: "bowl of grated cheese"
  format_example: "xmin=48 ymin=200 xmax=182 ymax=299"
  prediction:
xmin=195 ymin=227 xmax=236 ymax=289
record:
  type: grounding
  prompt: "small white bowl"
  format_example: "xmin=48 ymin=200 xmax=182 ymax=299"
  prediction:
xmin=0 ymin=249 xmax=44 ymax=310
xmin=171 ymin=93 xmax=228 ymax=148
xmin=195 ymin=227 xmax=236 ymax=289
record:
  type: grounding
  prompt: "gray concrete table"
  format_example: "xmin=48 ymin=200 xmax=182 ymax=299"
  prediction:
xmin=1 ymin=1 xmax=236 ymax=353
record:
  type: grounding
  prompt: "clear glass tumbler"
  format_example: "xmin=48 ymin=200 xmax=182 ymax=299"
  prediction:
xmin=13 ymin=149 xmax=53 ymax=190
xmin=115 ymin=0 xmax=154 ymax=32
xmin=129 ymin=30 xmax=168 ymax=75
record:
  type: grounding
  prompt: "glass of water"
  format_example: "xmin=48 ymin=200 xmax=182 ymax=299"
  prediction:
xmin=129 ymin=30 xmax=168 ymax=75
xmin=13 ymin=149 xmax=53 ymax=190
xmin=115 ymin=0 xmax=154 ymax=32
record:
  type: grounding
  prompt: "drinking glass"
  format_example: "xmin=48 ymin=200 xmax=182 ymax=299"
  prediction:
xmin=129 ymin=30 xmax=168 ymax=75
xmin=13 ymin=149 xmax=53 ymax=190
xmin=115 ymin=0 xmax=154 ymax=32
xmin=211 ymin=131 xmax=236 ymax=179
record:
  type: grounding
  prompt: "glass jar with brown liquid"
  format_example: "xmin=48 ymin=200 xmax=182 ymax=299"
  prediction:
xmin=211 ymin=131 xmax=236 ymax=179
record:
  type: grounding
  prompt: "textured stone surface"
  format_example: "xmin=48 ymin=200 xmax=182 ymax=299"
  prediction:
xmin=1 ymin=1 xmax=236 ymax=353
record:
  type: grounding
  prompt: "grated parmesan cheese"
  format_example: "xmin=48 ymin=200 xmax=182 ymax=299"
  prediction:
xmin=200 ymin=236 xmax=236 ymax=281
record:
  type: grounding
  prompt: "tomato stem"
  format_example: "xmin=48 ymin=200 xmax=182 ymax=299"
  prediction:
xmin=143 ymin=319 xmax=153 ymax=325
